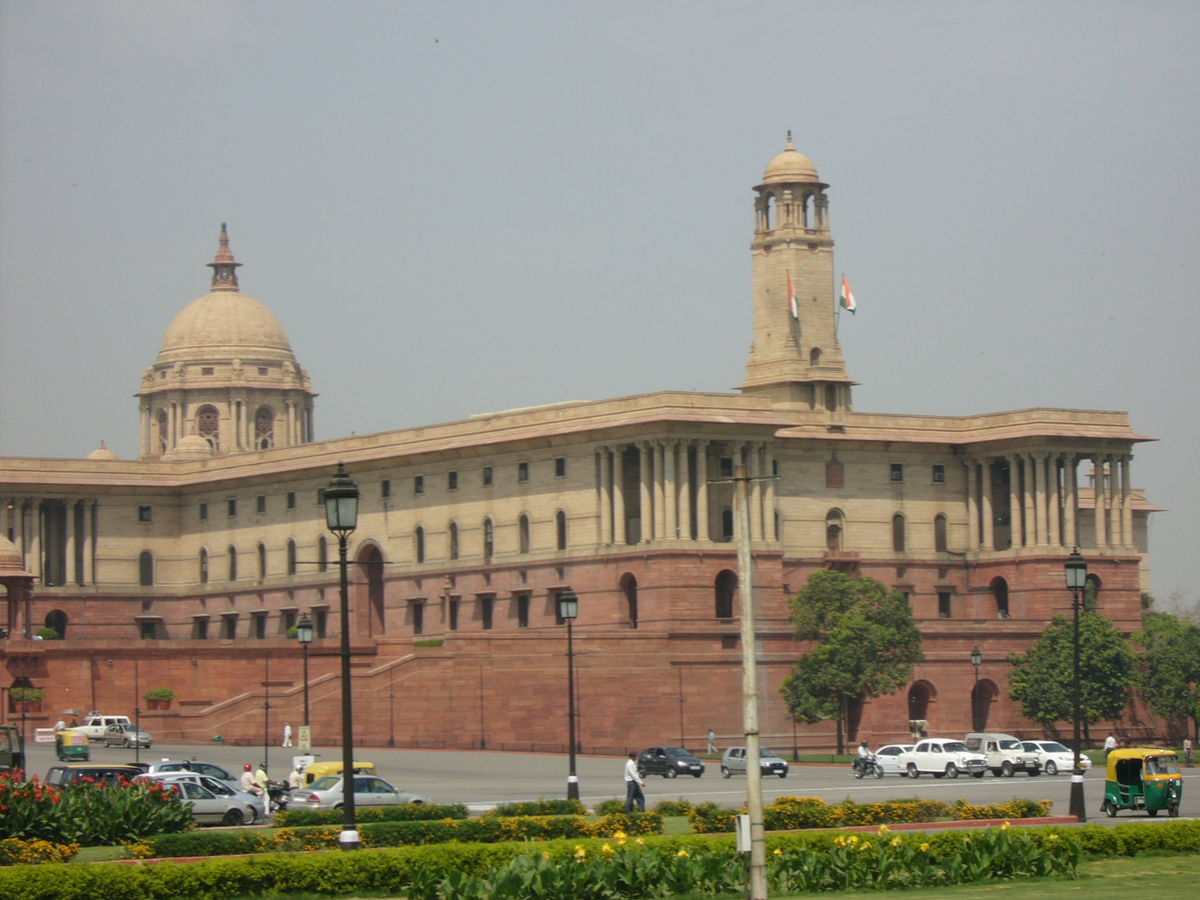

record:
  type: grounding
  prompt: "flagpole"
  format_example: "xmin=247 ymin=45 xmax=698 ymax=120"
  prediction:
xmin=835 ymin=272 xmax=842 ymax=332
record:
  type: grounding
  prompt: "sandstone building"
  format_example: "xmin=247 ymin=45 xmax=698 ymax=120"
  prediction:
xmin=0 ymin=140 xmax=1155 ymax=752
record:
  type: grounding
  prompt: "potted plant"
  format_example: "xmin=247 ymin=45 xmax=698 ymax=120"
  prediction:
xmin=10 ymin=686 xmax=45 ymax=709
xmin=143 ymin=686 xmax=176 ymax=710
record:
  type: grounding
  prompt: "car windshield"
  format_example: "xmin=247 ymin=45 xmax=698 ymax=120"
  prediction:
xmin=942 ymin=741 xmax=967 ymax=752
xmin=309 ymin=776 xmax=341 ymax=791
xmin=1041 ymin=742 xmax=1069 ymax=753
xmin=1145 ymin=756 xmax=1180 ymax=776
xmin=758 ymin=748 xmax=778 ymax=758
xmin=999 ymin=740 xmax=1022 ymax=750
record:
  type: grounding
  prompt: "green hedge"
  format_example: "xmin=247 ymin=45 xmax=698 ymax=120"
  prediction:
xmin=482 ymin=798 xmax=587 ymax=817
xmin=274 ymin=802 xmax=467 ymax=826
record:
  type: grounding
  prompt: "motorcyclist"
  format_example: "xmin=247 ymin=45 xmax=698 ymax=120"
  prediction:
xmin=240 ymin=763 xmax=264 ymax=799
xmin=854 ymin=740 xmax=872 ymax=773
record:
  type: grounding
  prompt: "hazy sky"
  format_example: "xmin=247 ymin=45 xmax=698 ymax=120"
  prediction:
xmin=2 ymin=1 xmax=1197 ymax=609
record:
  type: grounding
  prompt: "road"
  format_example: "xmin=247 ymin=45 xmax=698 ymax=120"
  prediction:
xmin=25 ymin=738 xmax=1199 ymax=821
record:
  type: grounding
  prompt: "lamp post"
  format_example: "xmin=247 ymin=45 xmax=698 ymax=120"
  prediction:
xmin=970 ymin=646 xmax=983 ymax=732
xmin=262 ymin=652 xmax=270 ymax=776
xmin=296 ymin=613 xmax=313 ymax=738
xmin=1065 ymin=547 xmax=1088 ymax=822
xmin=324 ymin=462 xmax=360 ymax=849
xmin=557 ymin=587 xmax=580 ymax=801
xmin=676 ymin=667 xmax=685 ymax=747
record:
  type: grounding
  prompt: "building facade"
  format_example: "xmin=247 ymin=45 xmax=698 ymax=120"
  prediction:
xmin=0 ymin=141 xmax=1155 ymax=752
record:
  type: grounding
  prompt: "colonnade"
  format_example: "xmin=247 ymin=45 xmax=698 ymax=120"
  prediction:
xmin=140 ymin=395 xmax=314 ymax=456
xmin=963 ymin=451 xmax=1135 ymax=553
xmin=1 ymin=497 xmax=97 ymax=586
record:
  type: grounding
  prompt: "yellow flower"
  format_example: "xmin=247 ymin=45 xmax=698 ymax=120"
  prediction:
xmin=1001 ymin=820 xmax=1010 ymax=831
xmin=774 ymin=848 xmax=783 ymax=856
xmin=574 ymin=845 xmax=587 ymax=860
xmin=877 ymin=823 xmax=891 ymax=835
xmin=542 ymin=851 xmax=551 ymax=861
xmin=848 ymin=834 xmax=859 ymax=845
xmin=834 ymin=836 xmax=846 ymax=848
xmin=614 ymin=830 xmax=627 ymax=844
xmin=891 ymin=837 xmax=902 ymax=847
xmin=1050 ymin=833 xmax=1060 ymax=842
xmin=677 ymin=849 xmax=690 ymax=858
xmin=920 ymin=842 xmax=931 ymax=852
xmin=602 ymin=843 xmax=615 ymax=855
xmin=635 ymin=837 xmax=645 ymax=846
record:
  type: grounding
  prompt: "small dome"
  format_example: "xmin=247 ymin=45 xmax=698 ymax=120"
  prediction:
xmin=164 ymin=433 xmax=214 ymax=461
xmin=87 ymin=441 xmax=118 ymax=460
xmin=762 ymin=134 xmax=820 ymax=185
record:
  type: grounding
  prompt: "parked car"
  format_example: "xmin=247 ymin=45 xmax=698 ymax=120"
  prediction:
xmin=873 ymin=744 xmax=914 ymax=776
xmin=103 ymin=723 xmax=153 ymax=748
xmin=143 ymin=759 xmax=242 ymax=790
xmin=296 ymin=774 xmax=428 ymax=811
xmin=964 ymin=732 xmax=1041 ymax=777
xmin=77 ymin=715 xmax=132 ymax=741
xmin=637 ymin=747 xmax=705 ymax=778
xmin=1020 ymin=740 xmax=1091 ymax=776
xmin=44 ymin=763 xmax=143 ymax=787
xmin=904 ymin=739 xmax=987 ymax=778
xmin=139 ymin=775 xmax=260 ymax=826
xmin=720 ymin=746 xmax=789 ymax=778
xmin=145 ymin=772 xmax=266 ymax=823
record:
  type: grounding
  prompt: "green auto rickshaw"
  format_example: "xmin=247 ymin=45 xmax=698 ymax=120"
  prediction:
xmin=54 ymin=728 xmax=91 ymax=762
xmin=1100 ymin=747 xmax=1182 ymax=817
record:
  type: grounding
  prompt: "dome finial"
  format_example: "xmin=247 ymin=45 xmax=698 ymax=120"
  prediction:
xmin=785 ymin=130 xmax=794 ymax=150
xmin=208 ymin=223 xmax=242 ymax=291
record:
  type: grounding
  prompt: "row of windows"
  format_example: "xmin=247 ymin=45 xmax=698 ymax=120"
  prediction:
xmin=415 ymin=458 xmax=567 ymax=495
xmin=890 ymin=463 xmax=944 ymax=483
xmin=825 ymin=510 xmax=953 ymax=553
xmin=414 ymin=513 xmax=568 ymax=564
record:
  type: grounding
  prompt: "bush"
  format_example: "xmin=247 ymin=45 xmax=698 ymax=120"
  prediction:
xmin=482 ymin=798 xmax=586 ymax=818
xmin=593 ymin=798 xmax=625 ymax=816
xmin=275 ymin=802 xmax=468 ymax=827
xmin=34 ymin=627 xmax=59 ymax=641
xmin=653 ymin=798 xmax=694 ymax=816
xmin=0 ymin=838 xmax=78 ymax=865
xmin=143 ymin=686 xmax=175 ymax=702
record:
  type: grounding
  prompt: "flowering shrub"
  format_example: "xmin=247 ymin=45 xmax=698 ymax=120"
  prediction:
xmin=950 ymin=798 xmax=1053 ymax=821
xmin=0 ymin=837 xmax=79 ymax=865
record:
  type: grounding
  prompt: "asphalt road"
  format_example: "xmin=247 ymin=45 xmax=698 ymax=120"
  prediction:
xmin=25 ymin=738 xmax=1199 ymax=822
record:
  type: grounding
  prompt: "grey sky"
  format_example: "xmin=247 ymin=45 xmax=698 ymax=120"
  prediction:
xmin=2 ymin=1 xmax=1196 ymax=609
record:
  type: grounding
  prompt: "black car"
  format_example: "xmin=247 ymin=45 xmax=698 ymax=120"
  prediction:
xmin=637 ymin=746 xmax=705 ymax=778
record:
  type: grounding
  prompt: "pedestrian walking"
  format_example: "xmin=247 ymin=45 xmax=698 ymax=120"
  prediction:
xmin=1104 ymin=733 xmax=1117 ymax=757
xmin=1184 ymin=737 xmax=1193 ymax=767
xmin=706 ymin=729 xmax=717 ymax=754
xmin=623 ymin=752 xmax=645 ymax=813
xmin=282 ymin=722 xmax=293 ymax=747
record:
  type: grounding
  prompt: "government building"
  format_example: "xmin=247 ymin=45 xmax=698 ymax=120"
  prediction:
xmin=0 ymin=140 xmax=1156 ymax=752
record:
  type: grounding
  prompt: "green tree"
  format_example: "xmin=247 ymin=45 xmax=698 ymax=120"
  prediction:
xmin=1008 ymin=610 xmax=1136 ymax=743
xmin=1134 ymin=612 xmax=1200 ymax=741
xmin=780 ymin=570 xmax=923 ymax=754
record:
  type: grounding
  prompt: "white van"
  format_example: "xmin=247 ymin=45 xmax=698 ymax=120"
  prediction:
xmin=964 ymin=732 xmax=1041 ymax=776
xmin=78 ymin=714 xmax=132 ymax=741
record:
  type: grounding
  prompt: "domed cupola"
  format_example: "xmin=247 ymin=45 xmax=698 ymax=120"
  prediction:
xmin=137 ymin=226 xmax=317 ymax=458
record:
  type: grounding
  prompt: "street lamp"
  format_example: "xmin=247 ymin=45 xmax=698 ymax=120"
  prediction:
xmin=1065 ymin=547 xmax=1088 ymax=822
xmin=324 ymin=462 xmax=360 ymax=849
xmin=970 ymin=646 xmax=983 ymax=732
xmin=557 ymin=587 xmax=580 ymax=801
xmin=296 ymin=613 xmax=313 ymax=736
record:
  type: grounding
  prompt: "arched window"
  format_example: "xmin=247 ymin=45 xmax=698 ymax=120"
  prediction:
xmin=448 ymin=522 xmax=459 ymax=560
xmin=825 ymin=509 xmax=844 ymax=551
xmin=1085 ymin=574 xmax=1101 ymax=611
xmin=908 ymin=681 xmax=936 ymax=724
xmin=199 ymin=548 xmax=209 ymax=584
xmin=621 ymin=573 xmax=639 ymax=629
xmin=156 ymin=410 xmax=169 ymax=454
xmin=990 ymin=577 xmax=1010 ymax=619
xmin=483 ymin=518 xmax=494 ymax=562
xmin=317 ymin=535 xmax=329 ymax=572
xmin=254 ymin=407 xmax=275 ymax=450
xmin=44 ymin=610 xmax=68 ymax=639
xmin=518 ymin=515 xmax=530 ymax=554
xmin=287 ymin=539 xmax=297 ymax=575
xmin=227 ymin=545 xmax=238 ymax=581
xmin=415 ymin=526 xmax=425 ymax=563
xmin=555 ymin=510 xmax=567 ymax=550
xmin=257 ymin=542 xmax=267 ymax=578
xmin=934 ymin=514 xmax=949 ymax=552
xmin=197 ymin=405 xmax=220 ymax=449
xmin=810 ymin=347 xmax=821 ymax=366
xmin=892 ymin=514 xmax=906 ymax=552
xmin=715 ymin=569 xmax=737 ymax=619
xmin=138 ymin=550 xmax=154 ymax=586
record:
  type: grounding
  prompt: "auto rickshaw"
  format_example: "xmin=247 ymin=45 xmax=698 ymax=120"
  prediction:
xmin=1100 ymin=747 xmax=1182 ymax=817
xmin=54 ymin=728 xmax=91 ymax=762
xmin=302 ymin=760 xmax=375 ymax=786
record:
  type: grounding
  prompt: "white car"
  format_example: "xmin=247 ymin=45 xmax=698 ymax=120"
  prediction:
xmin=296 ymin=775 xmax=428 ymax=811
xmin=149 ymin=772 xmax=267 ymax=822
xmin=904 ymin=738 xmax=987 ymax=778
xmin=1020 ymin=740 xmax=1091 ymax=776
xmin=873 ymin=744 xmax=914 ymax=776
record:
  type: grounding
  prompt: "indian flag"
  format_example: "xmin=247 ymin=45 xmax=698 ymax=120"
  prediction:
xmin=840 ymin=276 xmax=856 ymax=314
xmin=788 ymin=271 xmax=798 ymax=320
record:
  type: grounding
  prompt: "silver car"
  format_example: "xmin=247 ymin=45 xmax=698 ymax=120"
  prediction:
xmin=137 ymin=774 xmax=260 ymax=826
xmin=296 ymin=774 xmax=428 ymax=811
xmin=103 ymin=723 xmax=153 ymax=749
xmin=144 ymin=760 xmax=242 ymax=791
xmin=720 ymin=746 xmax=789 ymax=779
xmin=150 ymin=772 xmax=266 ymax=823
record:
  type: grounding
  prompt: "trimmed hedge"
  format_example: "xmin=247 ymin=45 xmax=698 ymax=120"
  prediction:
xmin=274 ymin=802 xmax=467 ymax=826
xmin=482 ymin=798 xmax=587 ymax=817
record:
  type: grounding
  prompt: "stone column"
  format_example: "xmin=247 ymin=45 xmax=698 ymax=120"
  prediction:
xmin=654 ymin=442 xmax=667 ymax=540
xmin=599 ymin=448 xmax=613 ymax=545
xmin=965 ymin=461 xmax=979 ymax=549
xmin=679 ymin=442 xmax=694 ymax=540
xmin=664 ymin=441 xmax=679 ymax=538
xmin=29 ymin=502 xmax=42 ymax=581
xmin=64 ymin=500 xmax=77 ymax=586
xmin=981 ymin=464 xmax=995 ymax=550
xmin=1048 ymin=456 xmax=1062 ymax=547
xmin=696 ymin=443 xmax=711 ymax=541
xmin=613 ymin=448 xmax=627 ymax=545
xmin=1063 ymin=456 xmax=1078 ymax=548
xmin=1092 ymin=457 xmax=1106 ymax=552
xmin=1120 ymin=455 xmax=1134 ymax=549
xmin=763 ymin=444 xmax=777 ymax=541
xmin=82 ymin=500 xmax=95 ymax=585
xmin=638 ymin=443 xmax=652 ymax=544
xmin=168 ymin=402 xmax=178 ymax=450
xmin=1033 ymin=454 xmax=1047 ymax=545
xmin=1105 ymin=454 xmax=1118 ymax=551
xmin=1007 ymin=456 xmax=1020 ymax=550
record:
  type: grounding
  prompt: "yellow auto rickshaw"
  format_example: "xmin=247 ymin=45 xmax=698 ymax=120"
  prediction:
xmin=1101 ymin=747 xmax=1182 ymax=818
xmin=54 ymin=728 xmax=90 ymax=762
xmin=302 ymin=760 xmax=375 ymax=786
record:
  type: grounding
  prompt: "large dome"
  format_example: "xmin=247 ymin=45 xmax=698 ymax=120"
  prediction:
xmin=762 ymin=134 xmax=820 ymax=185
xmin=156 ymin=290 xmax=295 ymax=365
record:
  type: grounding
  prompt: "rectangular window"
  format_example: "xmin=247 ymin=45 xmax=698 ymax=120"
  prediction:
xmin=286 ymin=492 xmax=296 ymax=510
xmin=517 ymin=462 xmax=529 ymax=482
xmin=201 ymin=366 xmax=215 ymax=376
xmin=257 ymin=366 xmax=268 ymax=376
xmin=414 ymin=475 xmax=424 ymax=494
xmin=252 ymin=614 xmax=267 ymax=639
xmin=412 ymin=602 xmax=424 ymax=635
xmin=381 ymin=479 xmax=391 ymax=499
xmin=517 ymin=593 xmax=530 ymax=628
xmin=554 ymin=457 xmax=566 ymax=477
xmin=932 ymin=465 xmax=946 ymax=483
xmin=256 ymin=495 xmax=266 ymax=514
xmin=316 ymin=488 xmax=325 ymax=507
xmin=138 ymin=620 xmax=157 ymax=639
xmin=138 ymin=505 xmax=152 ymax=522
xmin=199 ymin=502 xmax=208 ymax=520
xmin=482 ymin=467 xmax=493 ymax=486
xmin=449 ymin=598 xmax=460 ymax=631
xmin=282 ymin=610 xmax=297 ymax=632
xmin=314 ymin=609 xmax=328 ymax=638
xmin=221 ymin=615 xmax=238 ymax=640
xmin=480 ymin=596 xmax=494 ymax=630
xmin=193 ymin=617 xmax=209 ymax=640
xmin=890 ymin=463 xmax=904 ymax=482
xmin=938 ymin=592 xmax=952 ymax=618
xmin=227 ymin=498 xmax=237 ymax=517
xmin=448 ymin=471 xmax=458 ymax=491
xmin=719 ymin=457 xmax=734 ymax=477
xmin=772 ymin=459 xmax=780 ymax=476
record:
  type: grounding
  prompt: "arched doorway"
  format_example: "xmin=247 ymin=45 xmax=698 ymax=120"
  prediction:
xmin=714 ymin=570 xmax=737 ymax=619
xmin=620 ymin=573 xmax=638 ymax=629
xmin=907 ymin=680 xmax=936 ymax=736
xmin=971 ymin=679 xmax=999 ymax=732
xmin=357 ymin=545 xmax=385 ymax=636
xmin=44 ymin=609 xmax=68 ymax=639
xmin=990 ymin=577 xmax=1010 ymax=619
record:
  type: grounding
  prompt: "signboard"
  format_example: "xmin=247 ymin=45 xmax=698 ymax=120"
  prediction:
xmin=298 ymin=725 xmax=312 ymax=752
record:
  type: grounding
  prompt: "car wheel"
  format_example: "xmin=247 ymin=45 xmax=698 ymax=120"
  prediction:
xmin=945 ymin=763 xmax=958 ymax=779
xmin=124 ymin=739 xmax=134 ymax=749
xmin=1104 ymin=800 xmax=1117 ymax=818
xmin=222 ymin=808 xmax=244 ymax=826
xmin=854 ymin=766 xmax=865 ymax=779
xmin=692 ymin=773 xmax=702 ymax=778
xmin=906 ymin=763 xmax=919 ymax=778
xmin=1001 ymin=761 xmax=1015 ymax=777
xmin=1045 ymin=761 xmax=1058 ymax=776
xmin=721 ymin=766 xmax=731 ymax=779
xmin=1169 ymin=804 xmax=1180 ymax=818
xmin=1148 ymin=809 xmax=1159 ymax=817
xmin=665 ymin=768 xmax=677 ymax=779
xmin=778 ymin=770 xmax=787 ymax=779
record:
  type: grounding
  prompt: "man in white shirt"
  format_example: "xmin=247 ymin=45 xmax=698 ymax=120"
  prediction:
xmin=1104 ymin=734 xmax=1117 ymax=757
xmin=623 ymin=752 xmax=645 ymax=812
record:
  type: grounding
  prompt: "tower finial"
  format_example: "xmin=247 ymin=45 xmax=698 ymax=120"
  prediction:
xmin=785 ymin=130 xmax=794 ymax=150
xmin=207 ymin=223 xmax=242 ymax=291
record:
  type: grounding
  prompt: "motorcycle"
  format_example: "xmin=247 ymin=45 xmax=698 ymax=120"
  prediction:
xmin=852 ymin=755 xmax=884 ymax=779
xmin=266 ymin=780 xmax=290 ymax=813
